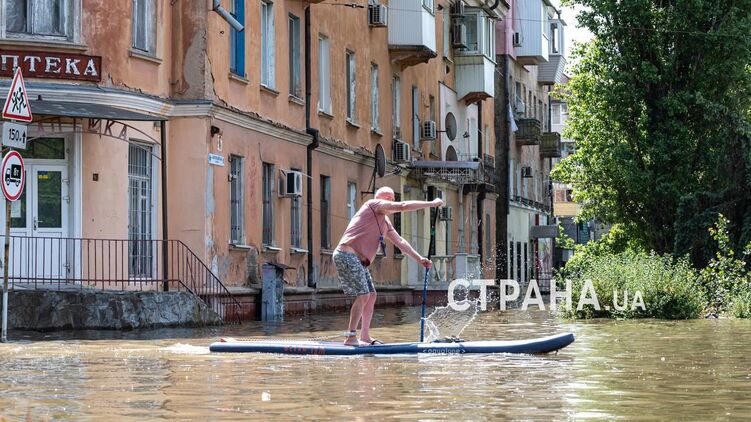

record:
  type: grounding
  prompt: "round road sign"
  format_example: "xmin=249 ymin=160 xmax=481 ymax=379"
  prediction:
xmin=1 ymin=150 xmax=24 ymax=201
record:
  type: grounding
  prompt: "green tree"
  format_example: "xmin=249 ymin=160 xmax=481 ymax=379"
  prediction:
xmin=553 ymin=0 xmax=751 ymax=258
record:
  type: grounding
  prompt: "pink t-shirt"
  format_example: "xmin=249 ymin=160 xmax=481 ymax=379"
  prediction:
xmin=338 ymin=198 xmax=426 ymax=266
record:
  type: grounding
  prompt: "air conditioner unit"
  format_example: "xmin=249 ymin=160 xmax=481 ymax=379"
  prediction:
xmin=521 ymin=166 xmax=533 ymax=178
xmin=281 ymin=170 xmax=304 ymax=197
xmin=394 ymin=141 xmax=411 ymax=162
xmin=512 ymin=32 xmax=522 ymax=47
xmin=368 ymin=3 xmax=387 ymax=27
xmin=439 ymin=207 xmax=453 ymax=221
xmin=452 ymin=22 xmax=468 ymax=49
xmin=421 ymin=120 xmax=437 ymax=140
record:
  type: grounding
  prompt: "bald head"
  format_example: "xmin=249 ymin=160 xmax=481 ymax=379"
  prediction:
xmin=375 ymin=187 xmax=395 ymax=201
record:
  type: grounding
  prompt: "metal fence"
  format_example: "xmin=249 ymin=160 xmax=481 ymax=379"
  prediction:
xmin=6 ymin=236 xmax=242 ymax=324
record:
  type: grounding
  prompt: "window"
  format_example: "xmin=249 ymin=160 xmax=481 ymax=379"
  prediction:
xmin=346 ymin=182 xmax=357 ymax=221
xmin=393 ymin=192 xmax=402 ymax=256
xmin=370 ymin=64 xmax=379 ymax=131
xmin=262 ymin=163 xmax=274 ymax=246
xmin=318 ymin=35 xmax=331 ymax=114
xmin=229 ymin=0 xmax=245 ymax=76
xmin=460 ymin=10 xmax=495 ymax=60
xmin=288 ymin=14 xmax=301 ymax=97
xmin=442 ymin=8 xmax=450 ymax=58
xmin=422 ymin=0 xmax=433 ymax=12
xmin=260 ymin=1 xmax=275 ymax=88
xmin=392 ymin=76 xmax=401 ymax=137
xmin=538 ymin=99 xmax=543 ymax=122
xmin=346 ymin=51 xmax=356 ymax=122
xmin=320 ymin=176 xmax=331 ymax=249
xmin=132 ymin=0 xmax=157 ymax=55
xmin=429 ymin=95 xmax=436 ymax=154
xmin=229 ymin=155 xmax=244 ymax=244
xmin=7 ymin=0 xmax=74 ymax=39
xmin=411 ymin=86 xmax=419 ymax=149
xmin=291 ymin=168 xmax=302 ymax=248
xmin=551 ymin=104 xmax=561 ymax=125
xmin=128 ymin=144 xmax=154 ymax=278
xmin=550 ymin=23 xmax=559 ymax=54
xmin=486 ymin=213 xmax=492 ymax=264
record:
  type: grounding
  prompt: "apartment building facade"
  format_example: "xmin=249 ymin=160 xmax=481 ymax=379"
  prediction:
xmin=494 ymin=0 xmax=565 ymax=290
xmin=0 ymin=0 xmax=505 ymax=302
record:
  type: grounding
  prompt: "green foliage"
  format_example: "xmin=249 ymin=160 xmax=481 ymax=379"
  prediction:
xmin=555 ymin=223 xmax=576 ymax=250
xmin=555 ymin=0 xmax=751 ymax=256
xmin=557 ymin=251 xmax=705 ymax=320
xmin=559 ymin=224 xmax=637 ymax=277
xmin=698 ymin=214 xmax=751 ymax=315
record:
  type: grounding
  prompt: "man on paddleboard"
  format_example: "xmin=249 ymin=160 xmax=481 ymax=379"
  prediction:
xmin=334 ymin=186 xmax=443 ymax=346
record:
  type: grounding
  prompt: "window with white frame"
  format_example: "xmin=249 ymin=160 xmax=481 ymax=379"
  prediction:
xmin=290 ymin=168 xmax=302 ymax=249
xmin=318 ymin=35 xmax=331 ymax=114
xmin=262 ymin=162 xmax=274 ymax=246
xmin=346 ymin=182 xmax=357 ymax=221
xmin=128 ymin=143 xmax=154 ymax=278
xmin=288 ymin=14 xmax=301 ymax=97
xmin=551 ymin=104 xmax=561 ymax=125
xmin=132 ymin=0 xmax=157 ymax=55
xmin=460 ymin=9 xmax=495 ymax=61
xmin=442 ymin=8 xmax=450 ymax=58
xmin=260 ymin=1 xmax=275 ymax=88
xmin=422 ymin=0 xmax=433 ymax=13
xmin=7 ymin=0 xmax=75 ymax=39
xmin=370 ymin=64 xmax=379 ymax=131
xmin=346 ymin=51 xmax=356 ymax=123
xmin=550 ymin=22 xmax=559 ymax=54
xmin=320 ymin=175 xmax=331 ymax=249
xmin=229 ymin=155 xmax=244 ymax=245
xmin=392 ymin=75 xmax=401 ymax=137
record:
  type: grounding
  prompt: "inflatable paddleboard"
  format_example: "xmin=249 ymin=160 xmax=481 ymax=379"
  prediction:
xmin=209 ymin=332 xmax=575 ymax=355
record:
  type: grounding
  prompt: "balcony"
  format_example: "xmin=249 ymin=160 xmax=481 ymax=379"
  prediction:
xmin=388 ymin=0 xmax=437 ymax=67
xmin=514 ymin=0 xmax=549 ymax=65
xmin=538 ymin=55 xmax=567 ymax=85
xmin=515 ymin=118 xmax=542 ymax=145
xmin=540 ymin=132 xmax=562 ymax=158
xmin=455 ymin=54 xmax=495 ymax=102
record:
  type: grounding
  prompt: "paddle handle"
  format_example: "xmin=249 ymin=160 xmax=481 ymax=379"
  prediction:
xmin=420 ymin=206 xmax=440 ymax=342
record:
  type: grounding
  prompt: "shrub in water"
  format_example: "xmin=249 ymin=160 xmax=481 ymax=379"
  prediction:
xmin=557 ymin=251 xmax=704 ymax=320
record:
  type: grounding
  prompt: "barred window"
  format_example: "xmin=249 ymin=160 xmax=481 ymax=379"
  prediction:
xmin=320 ymin=175 xmax=331 ymax=249
xmin=291 ymin=169 xmax=302 ymax=248
xmin=229 ymin=155 xmax=244 ymax=244
xmin=262 ymin=163 xmax=274 ymax=246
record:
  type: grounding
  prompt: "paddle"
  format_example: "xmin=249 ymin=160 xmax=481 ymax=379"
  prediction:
xmin=420 ymin=203 xmax=441 ymax=343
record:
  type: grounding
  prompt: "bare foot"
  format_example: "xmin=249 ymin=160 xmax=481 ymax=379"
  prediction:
xmin=343 ymin=336 xmax=368 ymax=346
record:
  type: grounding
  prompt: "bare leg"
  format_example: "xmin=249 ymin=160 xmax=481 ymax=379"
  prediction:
xmin=359 ymin=292 xmax=378 ymax=343
xmin=345 ymin=295 xmax=369 ymax=346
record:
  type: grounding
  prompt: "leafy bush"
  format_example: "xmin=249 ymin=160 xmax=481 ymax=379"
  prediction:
xmin=557 ymin=251 xmax=705 ymax=320
xmin=699 ymin=214 xmax=751 ymax=316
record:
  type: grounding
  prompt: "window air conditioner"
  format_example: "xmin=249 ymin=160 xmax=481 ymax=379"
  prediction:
xmin=452 ymin=22 xmax=468 ymax=49
xmin=393 ymin=141 xmax=411 ymax=162
xmin=368 ymin=3 xmax=387 ymax=27
xmin=421 ymin=120 xmax=437 ymax=140
xmin=512 ymin=32 xmax=522 ymax=47
xmin=281 ymin=170 xmax=304 ymax=197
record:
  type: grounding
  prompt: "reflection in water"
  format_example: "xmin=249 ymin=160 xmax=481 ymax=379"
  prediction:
xmin=1 ymin=308 xmax=750 ymax=420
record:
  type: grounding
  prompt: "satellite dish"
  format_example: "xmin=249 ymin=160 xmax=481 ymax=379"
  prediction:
xmin=446 ymin=145 xmax=458 ymax=161
xmin=445 ymin=112 xmax=457 ymax=141
xmin=375 ymin=144 xmax=386 ymax=178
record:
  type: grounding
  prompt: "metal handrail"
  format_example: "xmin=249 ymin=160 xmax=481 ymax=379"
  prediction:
xmin=5 ymin=236 xmax=242 ymax=324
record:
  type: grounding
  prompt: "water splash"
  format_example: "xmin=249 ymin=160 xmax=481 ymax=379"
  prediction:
xmin=423 ymin=297 xmax=481 ymax=343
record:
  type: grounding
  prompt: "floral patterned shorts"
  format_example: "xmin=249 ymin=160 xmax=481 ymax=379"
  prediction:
xmin=333 ymin=249 xmax=376 ymax=297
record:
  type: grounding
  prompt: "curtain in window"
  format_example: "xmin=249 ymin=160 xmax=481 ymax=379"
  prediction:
xmin=33 ymin=0 xmax=64 ymax=35
xmin=370 ymin=65 xmax=379 ymax=130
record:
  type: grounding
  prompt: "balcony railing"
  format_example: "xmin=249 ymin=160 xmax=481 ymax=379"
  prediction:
xmin=512 ymin=196 xmax=552 ymax=214
xmin=540 ymin=132 xmax=562 ymax=158
xmin=516 ymin=118 xmax=542 ymax=145
xmin=430 ymin=255 xmax=455 ymax=286
xmin=6 ymin=236 xmax=242 ymax=324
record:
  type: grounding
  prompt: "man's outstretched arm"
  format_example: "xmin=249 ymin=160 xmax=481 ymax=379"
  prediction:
xmin=386 ymin=229 xmax=432 ymax=268
xmin=375 ymin=198 xmax=444 ymax=214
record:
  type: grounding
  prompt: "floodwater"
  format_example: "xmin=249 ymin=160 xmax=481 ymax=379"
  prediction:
xmin=1 ymin=308 xmax=751 ymax=421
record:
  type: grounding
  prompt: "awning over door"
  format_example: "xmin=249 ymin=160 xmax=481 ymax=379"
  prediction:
xmin=29 ymin=100 xmax=166 ymax=121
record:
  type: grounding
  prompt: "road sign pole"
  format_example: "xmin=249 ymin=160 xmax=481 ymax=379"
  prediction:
xmin=1 ymin=194 xmax=9 ymax=343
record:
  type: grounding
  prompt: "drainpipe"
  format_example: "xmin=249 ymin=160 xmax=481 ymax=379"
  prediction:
xmin=305 ymin=5 xmax=320 ymax=288
xmin=160 ymin=120 xmax=169 ymax=292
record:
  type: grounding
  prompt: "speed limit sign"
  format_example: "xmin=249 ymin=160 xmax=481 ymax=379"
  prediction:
xmin=1 ymin=150 xmax=24 ymax=201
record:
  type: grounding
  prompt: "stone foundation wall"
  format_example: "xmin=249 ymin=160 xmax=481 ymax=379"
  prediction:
xmin=2 ymin=290 xmax=222 ymax=331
